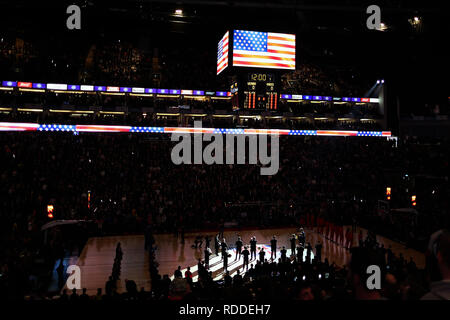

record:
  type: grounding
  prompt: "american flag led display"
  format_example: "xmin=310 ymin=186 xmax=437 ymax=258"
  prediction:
xmin=217 ymin=31 xmax=229 ymax=75
xmin=232 ymin=30 xmax=295 ymax=70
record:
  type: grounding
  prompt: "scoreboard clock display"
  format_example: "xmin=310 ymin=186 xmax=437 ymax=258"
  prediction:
xmin=248 ymin=73 xmax=274 ymax=83
xmin=247 ymin=73 xmax=275 ymax=93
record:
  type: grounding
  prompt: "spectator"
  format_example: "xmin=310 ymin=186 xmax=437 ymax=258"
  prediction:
xmin=422 ymin=230 xmax=450 ymax=300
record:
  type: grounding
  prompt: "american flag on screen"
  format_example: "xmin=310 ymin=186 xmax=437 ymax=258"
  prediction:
xmin=217 ymin=31 xmax=229 ymax=75
xmin=232 ymin=30 xmax=296 ymax=70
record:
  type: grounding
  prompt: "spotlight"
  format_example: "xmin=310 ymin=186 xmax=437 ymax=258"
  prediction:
xmin=379 ymin=23 xmax=388 ymax=31
xmin=47 ymin=204 xmax=54 ymax=219
xmin=411 ymin=195 xmax=417 ymax=207
xmin=408 ymin=16 xmax=422 ymax=28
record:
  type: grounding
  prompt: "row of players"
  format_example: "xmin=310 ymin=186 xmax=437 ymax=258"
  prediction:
xmin=189 ymin=229 xmax=323 ymax=273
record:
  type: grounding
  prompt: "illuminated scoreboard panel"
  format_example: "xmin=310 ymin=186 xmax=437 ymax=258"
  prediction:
xmin=245 ymin=93 xmax=277 ymax=110
xmin=244 ymin=73 xmax=278 ymax=110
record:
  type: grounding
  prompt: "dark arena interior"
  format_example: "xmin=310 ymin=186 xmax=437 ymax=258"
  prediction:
xmin=0 ymin=0 xmax=449 ymax=311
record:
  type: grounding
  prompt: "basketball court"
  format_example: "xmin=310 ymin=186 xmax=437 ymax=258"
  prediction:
xmin=62 ymin=226 xmax=425 ymax=294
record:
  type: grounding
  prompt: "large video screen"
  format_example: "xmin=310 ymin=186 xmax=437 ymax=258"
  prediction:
xmin=232 ymin=30 xmax=295 ymax=70
xmin=216 ymin=31 xmax=229 ymax=75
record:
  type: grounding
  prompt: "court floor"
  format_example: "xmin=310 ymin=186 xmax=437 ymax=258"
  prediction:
xmin=67 ymin=226 xmax=425 ymax=294
xmin=63 ymin=235 xmax=151 ymax=295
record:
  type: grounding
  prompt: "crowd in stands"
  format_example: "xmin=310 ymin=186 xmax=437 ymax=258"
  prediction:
xmin=281 ymin=63 xmax=367 ymax=97
xmin=159 ymin=47 xmax=227 ymax=90
xmin=1 ymin=35 xmax=369 ymax=97
xmin=88 ymin=43 xmax=150 ymax=86
xmin=282 ymin=63 xmax=335 ymax=96
xmin=0 ymin=37 xmax=39 ymax=79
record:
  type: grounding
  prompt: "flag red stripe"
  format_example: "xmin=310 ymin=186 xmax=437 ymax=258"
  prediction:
xmin=267 ymin=48 xmax=296 ymax=55
xmin=268 ymin=35 xmax=295 ymax=42
xmin=217 ymin=55 xmax=228 ymax=65
xmin=233 ymin=60 xmax=295 ymax=68
xmin=233 ymin=53 xmax=295 ymax=62
xmin=268 ymin=42 xmax=295 ymax=49
xmin=316 ymin=130 xmax=358 ymax=136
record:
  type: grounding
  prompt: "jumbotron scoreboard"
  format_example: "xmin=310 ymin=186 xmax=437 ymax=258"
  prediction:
xmin=217 ymin=29 xmax=296 ymax=111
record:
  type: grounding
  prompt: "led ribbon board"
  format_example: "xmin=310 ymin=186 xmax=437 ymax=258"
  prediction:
xmin=1 ymin=80 xmax=232 ymax=97
xmin=0 ymin=122 xmax=391 ymax=137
